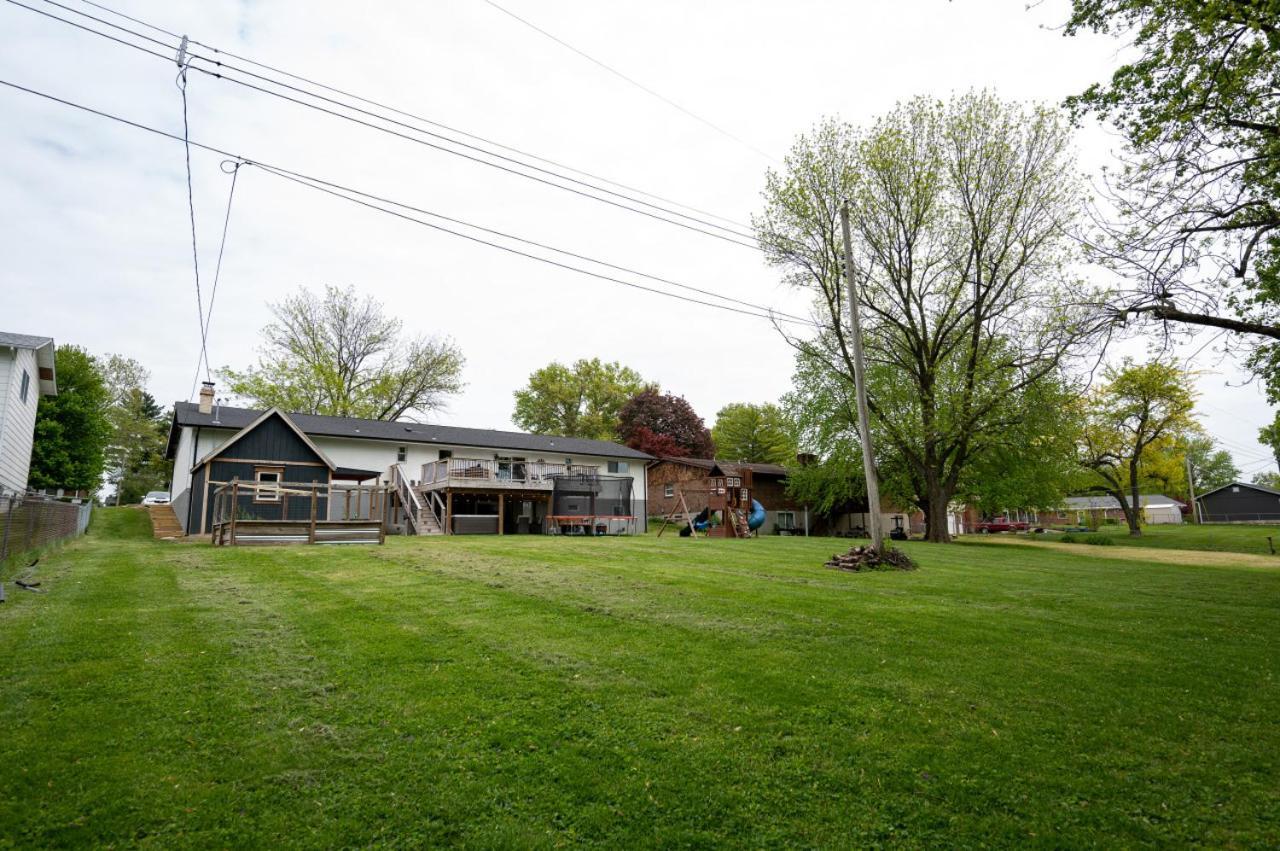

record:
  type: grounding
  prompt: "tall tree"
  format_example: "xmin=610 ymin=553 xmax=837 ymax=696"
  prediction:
xmin=1064 ymin=1 xmax=1280 ymax=392
xmin=710 ymin=403 xmax=796 ymax=466
xmin=1259 ymin=412 xmax=1280 ymax=473
xmin=222 ymin=285 xmax=465 ymax=421
xmin=512 ymin=358 xmax=648 ymax=440
xmin=101 ymin=355 xmax=168 ymax=504
xmin=757 ymin=94 xmax=1101 ymax=541
xmin=1078 ymin=360 xmax=1197 ymax=535
xmin=29 ymin=345 xmax=110 ymax=493
xmin=617 ymin=389 xmax=714 ymax=457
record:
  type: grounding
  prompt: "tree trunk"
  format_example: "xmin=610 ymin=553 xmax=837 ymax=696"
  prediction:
xmin=922 ymin=475 xmax=953 ymax=543
xmin=1126 ymin=459 xmax=1143 ymax=536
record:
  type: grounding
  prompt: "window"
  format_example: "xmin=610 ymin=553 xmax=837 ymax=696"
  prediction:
xmin=607 ymin=461 xmax=630 ymax=474
xmin=397 ymin=446 xmax=407 ymax=462
xmin=19 ymin=369 xmax=29 ymax=404
xmin=254 ymin=467 xmax=283 ymax=503
xmin=777 ymin=511 xmax=796 ymax=530
xmin=438 ymin=449 xmax=452 ymax=460
xmin=1233 ymin=486 xmax=1240 ymax=493
xmin=664 ymin=484 xmax=674 ymax=498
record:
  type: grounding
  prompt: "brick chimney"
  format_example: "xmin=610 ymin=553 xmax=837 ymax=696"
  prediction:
xmin=198 ymin=381 xmax=215 ymax=415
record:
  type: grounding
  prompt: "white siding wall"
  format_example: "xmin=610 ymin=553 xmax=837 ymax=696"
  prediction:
xmin=309 ymin=435 xmax=648 ymax=504
xmin=0 ymin=347 xmax=40 ymax=494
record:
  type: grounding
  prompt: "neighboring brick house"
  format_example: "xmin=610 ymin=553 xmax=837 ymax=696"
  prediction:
xmin=1055 ymin=494 xmax=1186 ymax=526
xmin=647 ymin=457 xmax=808 ymax=534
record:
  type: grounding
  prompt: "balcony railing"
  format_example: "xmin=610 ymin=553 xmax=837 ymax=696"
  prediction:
xmin=419 ymin=458 xmax=599 ymax=489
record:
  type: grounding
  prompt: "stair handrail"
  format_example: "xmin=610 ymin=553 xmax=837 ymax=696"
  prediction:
xmin=390 ymin=463 xmax=424 ymax=534
xmin=427 ymin=490 xmax=445 ymax=529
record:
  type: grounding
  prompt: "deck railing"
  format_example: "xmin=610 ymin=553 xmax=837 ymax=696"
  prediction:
xmin=210 ymin=479 xmax=390 ymax=546
xmin=419 ymin=459 xmax=598 ymax=487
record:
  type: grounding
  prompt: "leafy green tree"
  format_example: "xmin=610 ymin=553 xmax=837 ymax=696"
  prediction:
xmin=710 ymin=403 xmax=796 ymax=466
xmin=100 ymin=356 xmax=169 ymax=504
xmin=757 ymin=93 xmax=1100 ymax=541
xmin=1064 ymin=1 xmax=1280 ymax=392
xmin=1184 ymin=435 xmax=1241 ymax=495
xmin=222 ymin=285 xmax=465 ymax=421
xmin=1078 ymin=360 xmax=1198 ymax=535
xmin=1259 ymin=412 xmax=1280 ymax=473
xmin=29 ymin=345 xmax=110 ymax=493
xmin=1253 ymin=470 xmax=1280 ymax=489
xmin=513 ymin=358 xmax=648 ymax=440
xmin=785 ymin=344 xmax=1080 ymax=521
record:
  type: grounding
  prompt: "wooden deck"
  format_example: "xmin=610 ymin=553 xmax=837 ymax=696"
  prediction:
xmin=417 ymin=459 xmax=598 ymax=492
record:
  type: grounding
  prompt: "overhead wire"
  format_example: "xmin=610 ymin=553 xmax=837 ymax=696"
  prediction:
xmin=68 ymin=0 xmax=755 ymax=230
xmin=176 ymin=47 xmax=209 ymax=384
xmin=188 ymin=159 xmax=244 ymax=400
xmin=30 ymin=0 xmax=761 ymax=247
xmin=480 ymin=0 xmax=778 ymax=164
xmin=0 ymin=76 xmax=817 ymax=328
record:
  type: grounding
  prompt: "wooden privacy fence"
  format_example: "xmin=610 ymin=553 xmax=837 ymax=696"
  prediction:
xmin=0 ymin=494 xmax=92 ymax=562
xmin=210 ymin=479 xmax=390 ymax=546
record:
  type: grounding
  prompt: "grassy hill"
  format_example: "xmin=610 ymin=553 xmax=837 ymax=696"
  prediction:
xmin=1 ymin=509 xmax=1277 ymax=846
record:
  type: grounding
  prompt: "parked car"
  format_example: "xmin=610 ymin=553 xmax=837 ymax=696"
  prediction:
xmin=974 ymin=518 xmax=1029 ymax=533
xmin=141 ymin=491 xmax=170 ymax=506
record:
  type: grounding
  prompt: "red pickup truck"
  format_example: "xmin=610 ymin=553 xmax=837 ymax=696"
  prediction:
xmin=973 ymin=518 xmax=1030 ymax=533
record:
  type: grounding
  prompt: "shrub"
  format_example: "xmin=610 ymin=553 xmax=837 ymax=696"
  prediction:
xmin=1059 ymin=533 xmax=1079 ymax=544
xmin=1083 ymin=534 xmax=1114 ymax=546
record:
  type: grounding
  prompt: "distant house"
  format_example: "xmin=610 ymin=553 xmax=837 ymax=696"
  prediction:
xmin=1195 ymin=481 xmax=1280 ymax=523
xmin=1056 ymin=494 xmax=1186 ymax=526
xmin=0 ymin=331 xmax=57 ymax=495
xmin=647 ymin=457 xmax=806 ymax=533
xmin=166 ymin=386 xmax=651 ymax=536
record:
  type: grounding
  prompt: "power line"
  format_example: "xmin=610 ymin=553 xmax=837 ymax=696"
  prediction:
xmin=18 ymin=0 xmax=763 ymax=251
xmin=177 ymin=56 xmax=208 ymax=383
xmin=189 ymin=160 xmax=243 ymax=400
xmin=0 ymin=76 xmax=815 ymax=328
xmin=481 ymin=0 xmax=778 ymax=164
xmin=45 ymin=0 xmax=758 ymax=236
xmin=70 ymin=0 xmax=754 ymax=229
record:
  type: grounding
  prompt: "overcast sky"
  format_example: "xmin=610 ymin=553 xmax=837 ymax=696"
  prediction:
xmin=3 ymin=0 xmax=1278 ymax=479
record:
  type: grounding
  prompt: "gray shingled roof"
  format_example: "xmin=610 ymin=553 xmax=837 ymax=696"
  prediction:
xmin=1062 ymin=494 xmax=1185 ymax=510
xmin=169 ymin=401 xmax=652 ymax=460
xmin=0 ymin=331 xmax=53 ymax=349
xmin=658 ymin=456 xmax=790 ymax=477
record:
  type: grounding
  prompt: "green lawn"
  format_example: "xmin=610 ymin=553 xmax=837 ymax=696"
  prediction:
xmin=1053 ymin=522 xmax=1280 ymax=555
xmin=1 ymin=509 xmax=1278 ymax=846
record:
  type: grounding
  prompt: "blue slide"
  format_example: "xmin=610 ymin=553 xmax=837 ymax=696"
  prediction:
xmin=693 ymin=500 xmax=767 ymax=533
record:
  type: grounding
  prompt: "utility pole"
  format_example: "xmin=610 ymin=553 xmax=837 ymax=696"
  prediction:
xmin=1186 ymin=454 xmax=1200 ymax=524
xmin=840 ymin=201 xmax=885 ymax=551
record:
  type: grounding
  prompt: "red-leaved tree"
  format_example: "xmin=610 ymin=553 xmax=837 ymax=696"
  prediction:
xmin=618 ymin=389 xmax=714 ymax=457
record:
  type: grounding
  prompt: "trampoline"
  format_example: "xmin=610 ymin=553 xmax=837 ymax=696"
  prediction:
xmin=547 ymin=472 xmax=636 ymax=535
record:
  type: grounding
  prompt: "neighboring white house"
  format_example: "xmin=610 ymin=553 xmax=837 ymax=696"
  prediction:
xmin=1060 ymin=494 xmax=1185 ymax=525
xmin=165 ymin=384 xmax=653 ymax=536
xmin=0 ymin=331 xmax=57 ymax=495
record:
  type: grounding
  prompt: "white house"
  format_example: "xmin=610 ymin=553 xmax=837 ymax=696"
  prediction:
xmin=165 ymin=383 xmax=653 ymax=536
xmin=0 ymin=331 xmax=57 ymax=495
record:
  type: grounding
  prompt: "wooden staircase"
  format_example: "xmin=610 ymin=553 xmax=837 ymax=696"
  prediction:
xmin=390 ymin=463 xmax=444 ymax=536
xmin=147 ymin=504 xmax=183 ymax=539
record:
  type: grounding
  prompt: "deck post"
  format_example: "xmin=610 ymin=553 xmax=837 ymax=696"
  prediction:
xmin=344 ymin=487 xmax=352 ymax=522
xmin=378 ymin=486 xmax=387 ymax=544
xmin=445 ymin=490 xmax=453 ymax=535
xmin=309 ymin=484 xmax=318 ymax=544
xmin=498 ymin=492 xmax=505 ymax=535
xmin=229 ymin=479 xmax=239 ymax=546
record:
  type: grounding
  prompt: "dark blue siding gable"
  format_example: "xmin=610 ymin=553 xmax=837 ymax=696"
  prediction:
xmin=212 ymin=412 xmax=325 ymax=464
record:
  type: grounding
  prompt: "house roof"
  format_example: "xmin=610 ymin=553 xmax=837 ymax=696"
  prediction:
xmin=657 ymin=456 xmax=790 ymax=477
xmin=168 ymin=401 xmax=653 ymax=461
xmin=0 ymin=331 xmax=56 ymax=395
xmin=191 ymin=408 xmax=338 ymax=472
xmin=1195 ymin=480 xmax=1280 ymax=501
xmin=1062 ymin=494 xmax=1186 ymax=510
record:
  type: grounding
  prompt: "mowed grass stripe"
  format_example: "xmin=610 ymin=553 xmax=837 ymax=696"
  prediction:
xmin=0 ymin=510 xmax=1277 ymax=846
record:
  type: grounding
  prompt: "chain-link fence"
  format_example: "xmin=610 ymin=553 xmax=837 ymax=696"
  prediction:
xmin=0 ymin=494 xmax=92 ymax=563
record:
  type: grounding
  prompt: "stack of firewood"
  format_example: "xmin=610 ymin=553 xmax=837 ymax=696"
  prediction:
xmin=825 ymin=545 xmax=917 ymax=572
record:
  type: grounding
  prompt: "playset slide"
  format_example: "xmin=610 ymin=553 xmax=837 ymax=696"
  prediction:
xmin=688 ymin=499 xmax=766 ymax=533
